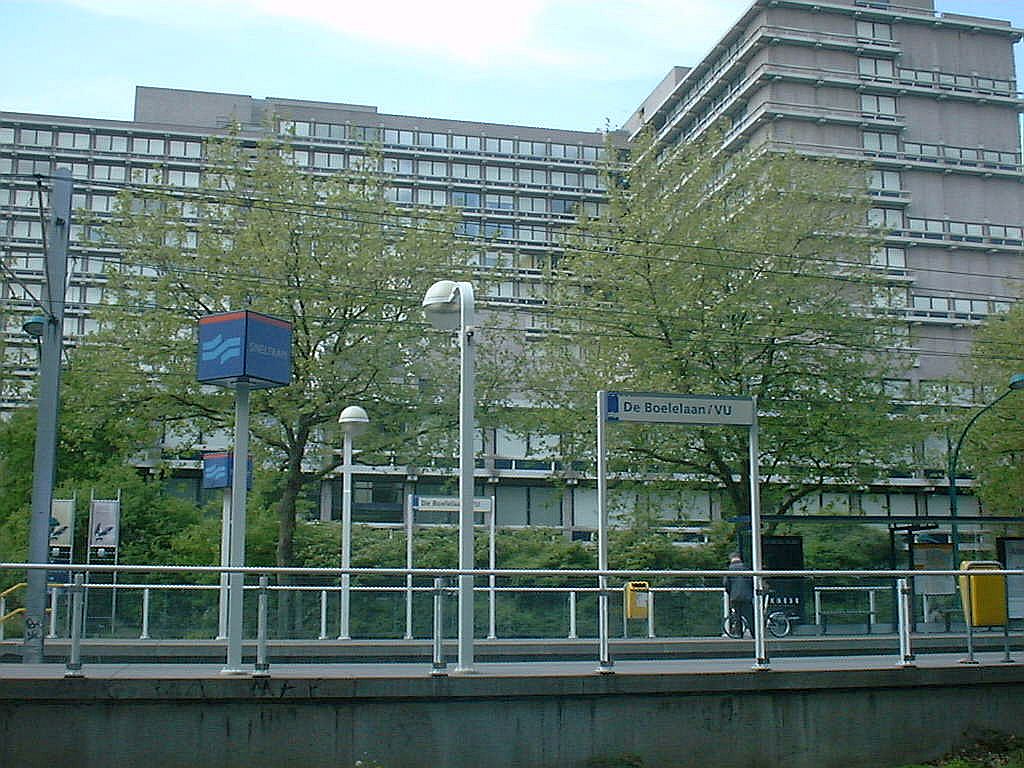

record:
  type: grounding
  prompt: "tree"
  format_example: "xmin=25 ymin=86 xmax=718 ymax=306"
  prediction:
xmin=66 ymin=130 xmax=466 ymax=629
xmin=964 ymin=303 xmax=1024 ymax=516
xmin=520 ymin=129 xmax=915 ymax=519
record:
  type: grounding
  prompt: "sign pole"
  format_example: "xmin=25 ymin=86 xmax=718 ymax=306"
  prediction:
xmin=224 ymin=384 xmax=250 ymax=674
xmin=596 ymin=390 xmax=612 ymax=673
xmin=748 ymin=400 xmax=767 ymax=668
xmin=405 ymin=495 xmax=414 ymax=640
xmin=217 ymin=490 xmax=231 ymax=639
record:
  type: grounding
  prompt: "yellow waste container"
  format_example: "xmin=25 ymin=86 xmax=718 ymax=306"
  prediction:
xmin=959 ymin=561 xmax=1008 ymax=627
xmin=624 ymin=581 xmax=649 ymax=620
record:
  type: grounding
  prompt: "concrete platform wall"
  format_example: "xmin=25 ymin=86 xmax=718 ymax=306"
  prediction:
xmin=2 ymin=668 xmax=1023 ymax=767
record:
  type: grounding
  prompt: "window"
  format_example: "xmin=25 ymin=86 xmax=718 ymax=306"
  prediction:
xmin=484 ymin=165 xmax=514 ymax=183
xmin=863 ymin=131 xmax=898 ymax=154
xmin=95 ymin=134 xmax=128 ymax=153
xmin=868 ymin=170 xmax=901 ymax=191
xmin=452 ymin=134 xmax=481 ymax=152
xmin=313 ymin=152 xmax=345 ymax=169
xmin=16 ymin=158 xmax=50 ymax=175
xmin=519 ymin=141 xmax=547 ymax=157
xmin=484 ymin=194 xmax=513 ymax=211
xmin=517 ymin=197 xmax=546 ymax=214
xmin=167 ymin=169 xmax=200 ymax=187
xmin=57 ymin=132 xmax=90 ymax=150
xmin=383 ymin=129 xmax=414 ymax=145
xmin=349 ymin=125 xmax=380 ymax=143
xmin=168 ymin=140 xmax=202 ymax=158
xmin=313 ymin=122 xmax=345 ymax=140
xmin=868 ymin=207 xmax=903 ymax=228
xmin=871 ymin=246 xmax=906 ymax=270
xmin=860 ymin=94 xmax=897 ymax=116
xmin=550 ymin=199 xmax=577 ymax=215
xmin=92 ymin=164 xmax=126 ymax=182
xmin=856 ymin=20 xmax=892 ymax=40
xmin=451 ymin=163 xmax=481 ymax=180
xmin=90 ymin=194 xmax=114 ymax=213
xmin=416 ymin=189 xmax=447 ymax=206
xmin=483 ymin=221 xmax=514 ymax=239
xmin=0 ymin=127 xmax=14 ymax=144
xmin=417 ymin=160 xmax=447 ymax=177
xmin=912 ymin=295 xmax=949 ymax=312
xmin=132 ymin=137 xmax=165 ymax=155
xmin=56 ymin=162 xmax=89 ymax=179
xmin=452 ymin=191 xmax=481 ymax=208
xmin=20 ymin=129 xmax=52 ymax=147
xmin=859 ymin=58 xmax=895 ymax=78
xmin=279 ymin=120 xmax=310 ymax=137
xmin=386 ymin=157 xmax=414 ymax=175
xmin=550 ymin=143 xmax=579 ymax=160
xmin=551 ymin=171 xmax=580 ymax=187
xmin=484 ymin=137 xmax=514 ymax=154
xmin=417 ymin=131 xmax=448 ymax=149
xmin=518 ymin=168 xmax=546 ymax=185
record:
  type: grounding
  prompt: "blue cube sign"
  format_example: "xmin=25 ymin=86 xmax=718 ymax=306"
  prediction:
xmin=202 ymin=452 xmax=253 ymax=490
xmin=197 ymin=310 xmax=292 ymax=388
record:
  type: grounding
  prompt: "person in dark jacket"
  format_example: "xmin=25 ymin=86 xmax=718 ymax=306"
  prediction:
xmin=723 ymin=552 xmax=756 ymax=638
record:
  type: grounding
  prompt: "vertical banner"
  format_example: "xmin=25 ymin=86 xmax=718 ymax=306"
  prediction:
xmin=997 ymin=538 xmax=1024 ymax=619
xmin=49 ymin=499 xmax=75 ymax=554
xmin=89 ymin=499 xmax=121 ymax=554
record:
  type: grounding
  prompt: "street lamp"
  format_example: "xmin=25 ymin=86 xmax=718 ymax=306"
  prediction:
xmin=948 ymin=373 xmax=1024 ymax=563
xmin=422 ymin=279 xmax=476 ymax=672
xmin=338 ymin=405 xmax=369 ymax=640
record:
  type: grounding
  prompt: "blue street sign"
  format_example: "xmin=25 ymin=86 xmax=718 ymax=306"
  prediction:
xmin=202 ymin=452 xmax=253 ymax=490
xmin=197 ymin=310 xmax=292 ymax=388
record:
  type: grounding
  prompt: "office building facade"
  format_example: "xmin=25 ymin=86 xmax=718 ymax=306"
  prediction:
xmin=1 ymin=0 xmax=1021 ymax=538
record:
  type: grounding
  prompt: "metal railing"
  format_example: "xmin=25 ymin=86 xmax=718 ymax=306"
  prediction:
xmin=1 ymin=562 xmax=1020 ymax=677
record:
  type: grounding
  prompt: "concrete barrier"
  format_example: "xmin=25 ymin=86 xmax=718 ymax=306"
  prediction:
xmin=2 ymin=666 xmax=1024 ymax=767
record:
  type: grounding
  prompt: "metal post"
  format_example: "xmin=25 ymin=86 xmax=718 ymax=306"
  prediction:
xmin=647 ymin=591 xmax=655 ymax=639
xmin=318 ymin=590 xmax=328 ymax=640
xmin=431 ymin=578 xmax=447 ymax=676
xmin=1002 ymin=579 xmax=1013 ymax=663
xmin=487 ymin=508 xmax=497 ymax=640
xmin=25 ymin=169 xmax=71 ymax=664
xmin=65 ymin=573 xmax=84 ymax=678
xmin=596 ymin=391 xmax=613 ymax=673
xmin=254 ymin=575 xmax=269 ymax=677
xmin=404 ymin=495 xmax=414 ymax=640
xmin=217 ymin=491 xmax=231 ymax=639
xmin=897 ymin=577 xmax=914 ymax=666
xmin=456 ymin=283 xmax=476 ymax=673
xmin=814 ymin=589 xmax=822 ymax=627
xmin=868 ymin=589 xmax=877 ymax=634
xmin=749 ymin=404 xmax=768 ymax=669
xmin=340 ymin=431 xmax=353 ymax=640
xmin=140 ymin=588 xmax=150 ymax=640
xmin=223 ymin=385 xmax=250 ymax=674
xmin=568 ymin=591 xmax=577 ymax=640
xmin=962 ymin=571 xmax=977 ymax=664
xmin=48 ymin=588 xmax=58 ymax=639
xmin=0 ymin=597 xmax=5 ymax=641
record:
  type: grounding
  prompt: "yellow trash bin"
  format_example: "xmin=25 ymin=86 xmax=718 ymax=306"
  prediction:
xmin=624 ymin=581 xmax=649 ymax=620
xmin=959 ymin=561 xmax=1008 ymax=627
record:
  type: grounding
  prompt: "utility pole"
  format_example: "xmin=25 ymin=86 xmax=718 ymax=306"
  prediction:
xmin=23 ymin=169 xmax=70 ymax=664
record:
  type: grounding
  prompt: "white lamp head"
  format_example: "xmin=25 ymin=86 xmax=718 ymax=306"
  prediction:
xmin=1009 ymin=373 xmax=1024 ymax=391
xmin=421 ymin=279 xmax=462 ymax=331
xmin=338 ymin=405 xmax=370 ymax=437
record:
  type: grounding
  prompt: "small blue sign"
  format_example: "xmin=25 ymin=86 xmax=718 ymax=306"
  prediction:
xmin=202 ymin=452 xmax=253 ymax=490
xmin=197 ymin=310 xmax=292 ymax=388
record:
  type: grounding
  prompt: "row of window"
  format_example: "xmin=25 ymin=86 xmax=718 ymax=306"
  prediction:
xmin=0 ymin=127 xmax=203 ymax=158
xmin=858 ymin=58 xmax=1014 ymax=95
xmin=277 ymin=120 xmax=606 ymax=161
xmin=871 ymin=286 xmax=1010 ymax=317
xmin=868 ymin=208 xmax=1024 ymax=242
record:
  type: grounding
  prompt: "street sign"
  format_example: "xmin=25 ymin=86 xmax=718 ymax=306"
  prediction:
xmin=411 ymin=495 xmax=493 ymax=514
xmin=197 ymin=310 xmax=292 ymax=388
xmin=605 ymin=391 xmax=754 ymax=426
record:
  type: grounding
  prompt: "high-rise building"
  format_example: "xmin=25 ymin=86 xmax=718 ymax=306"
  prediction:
xmin=1 ymin=0 xmax=1021 ymax=537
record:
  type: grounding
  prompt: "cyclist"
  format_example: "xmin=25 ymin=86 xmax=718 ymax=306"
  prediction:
xmin=723 ymin=552 xmax=755 ymax=639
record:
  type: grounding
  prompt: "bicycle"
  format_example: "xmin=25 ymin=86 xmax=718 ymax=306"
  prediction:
xmin=722 ymin=597 xmax=793 ymax=639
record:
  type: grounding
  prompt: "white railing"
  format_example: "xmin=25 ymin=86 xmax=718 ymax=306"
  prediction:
xmin=2 ymin=563 xmax=1019 ymax=676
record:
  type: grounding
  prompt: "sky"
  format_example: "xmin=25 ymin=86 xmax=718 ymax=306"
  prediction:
xmin=1 ymin=0 xmax=1022 ymax=133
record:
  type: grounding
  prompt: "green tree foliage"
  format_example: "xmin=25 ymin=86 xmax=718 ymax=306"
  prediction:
xmin=521 ymin=129 xmax=914 ymax=519
xmin=964 ymin=304 xmax=1024 ymax=516
xmin=65 ymin=130 xmax=466 ymax=594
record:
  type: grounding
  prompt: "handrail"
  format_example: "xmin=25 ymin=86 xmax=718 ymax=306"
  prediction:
xmin=0 ymin=582 xmax=26 ymax=599
xmin=0 ymin=607 xmax=25 ymax=624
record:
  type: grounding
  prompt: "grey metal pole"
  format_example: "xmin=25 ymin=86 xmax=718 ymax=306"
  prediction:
xmin=404 ymin=495 xmax=413 ymax=640
xmin=339 ymin=431 xmax=353 ymax=640
xmin=140 ymin=588 xmax=150 ymax=640
xmin=217 ymin=490 xmax=231 ymax=639
xmin=456 ymin=283 xmax=476 ymax=672
xmin=24 ymin=169 xmax=71 ymax=664
xmin=488 ymin=508 xmax=497 ymax=640
xmin=431 ymin=577 xmax=447 ymax=676
xmin=254 ymin=575 xmax=269 ymax=677
xmin=596 ymin=390 xmax=613 ymax=673
xmin=223 ymin=385 xmax=250 ymax=674
xmin=65 ymin=573 xmax=84 ymax=678
xmin=749 ymin=404 xmax=768 ymax=669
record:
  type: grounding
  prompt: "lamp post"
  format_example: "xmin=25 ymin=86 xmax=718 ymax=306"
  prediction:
xmin=948 ymin=373 xmax=1024 ymax=563
xmin=422 ymin=280 xmax=476 ymax=672
xmin=338 ymin=405 xmax=369 ymax=640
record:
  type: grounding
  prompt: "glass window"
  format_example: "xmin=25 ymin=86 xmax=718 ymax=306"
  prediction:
xmin=517 ymin=197 xmax=545 ymax=213
xmin=416 ymin=188 xmax=447 ymax=206
xmin=452 ymin=163 xmax=481 ymax=180
xmin=20 ymin=129 xmax=52 ymax=147
xmin=95 ymin=134 xmax=128 ymax=153
xmin=868 ymin=170 xmax=900 ymax=190
xmin=452 ymin=134 xmax=482 ymax=152
xmin=417 ymin=160 xmax=446 ymax=177
xmin=484 ymin=194 xmax=513 ymax=210
xmin=167 ymin=169 xmax=200 ymax=187
xmin=856 ymin=20 xmax=892 ymax=40
xmin=863 ymin=131 xmax=898 ymax=153
xmin=860 ymin=94 xmax=897 ymax=115
xmin=16 ymin=158 xmax=50 ymax=175
xmin=56 ymin=161 xmax=89 ymax=179
xmin=132 ymin=137 xmax=165 ymax=155
xmin=452 ymin=191 xmax=481 ymax=208
xmin=551 ymin=171 xmax=580 ymax=187
xmin=93 ymin=164 xmax=126 ymax=182
xmin=169 ymin=140 xmax=202 ymax=158
xmin=484 ymin=137 xmax=514 ymax=154
xmin=57 ymin=132 xmax=90 ymax=150
xmin=0 ymin=127 xmax=14 ymax=144
xmin=484 ymin=165 xmax=514 ymax=182
xmin=518 ymin=168 xmax=546 ymax=185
